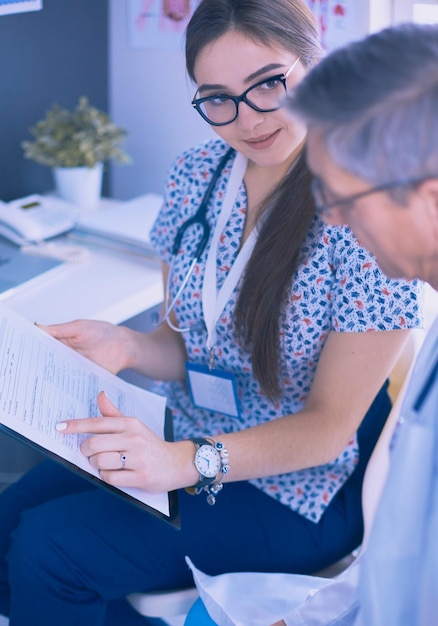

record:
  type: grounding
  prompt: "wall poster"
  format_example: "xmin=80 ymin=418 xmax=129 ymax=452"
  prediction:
xmin=306 ymin=0 xmax=352 ymax=51
xmin=128 ymin=0 xmax=358 ymax=53
xmin=129 ymin=0 xmax=201 ymax=50
xmin=0 ymin=0 xmax=42 ymax=16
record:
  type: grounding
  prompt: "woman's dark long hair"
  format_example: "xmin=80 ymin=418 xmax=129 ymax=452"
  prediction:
xmin=234 ymin=154 xmax=315 ymax=398
xmin=186 ymin=0 xmax=324 ymax=398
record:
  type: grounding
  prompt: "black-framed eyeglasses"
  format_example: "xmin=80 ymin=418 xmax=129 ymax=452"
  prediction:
xmin=191 ymin=57 xmax=301 ymax=127
xmin=311 ymin=176 xmax=432 ymax=215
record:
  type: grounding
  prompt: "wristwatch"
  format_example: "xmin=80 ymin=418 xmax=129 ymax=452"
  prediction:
xmin=190 ymin=437 xmax=221 ymax=489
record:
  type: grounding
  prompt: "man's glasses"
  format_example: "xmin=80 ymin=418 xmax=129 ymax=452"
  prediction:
xmin=311 ymin=176 xmax=432 ymax=215
xmin=191 ymin=57 xmax=301 ymax=127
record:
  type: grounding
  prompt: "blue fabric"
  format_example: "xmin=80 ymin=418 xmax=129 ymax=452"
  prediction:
xmin=0 ymin=385 xmax=389 ymax=626
xmin=185 ymin=598 xmax=217 ymax=625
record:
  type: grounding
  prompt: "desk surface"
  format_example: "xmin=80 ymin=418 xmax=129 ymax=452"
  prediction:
xmin=4 ymin=241 xmax=163 ymax=325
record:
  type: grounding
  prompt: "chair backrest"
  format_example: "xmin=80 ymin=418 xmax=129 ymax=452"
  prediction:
xmin=361 ymin=329 xmax=422 ymax=548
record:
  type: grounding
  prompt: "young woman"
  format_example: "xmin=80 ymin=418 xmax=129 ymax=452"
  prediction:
xmin=0 ymin=1 xmax=422 ymax=625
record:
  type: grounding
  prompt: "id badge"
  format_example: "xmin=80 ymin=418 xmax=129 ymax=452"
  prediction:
xmin=186 ymin=362 xmax=241 ymax=419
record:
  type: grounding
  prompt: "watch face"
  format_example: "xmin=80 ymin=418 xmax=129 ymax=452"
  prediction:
xmin=195 ymin=444 xmax=221 ymax=478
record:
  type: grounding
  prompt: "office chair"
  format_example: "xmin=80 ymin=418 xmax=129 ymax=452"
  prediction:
xmin=126 ymin=331 xmax=421 ymax=625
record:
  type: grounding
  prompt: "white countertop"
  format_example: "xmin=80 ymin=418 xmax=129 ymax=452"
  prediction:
xmin=2 ymin=194 xmax=164 ymax=325
xmin=4 ymin=241 xmax=163 ymax=325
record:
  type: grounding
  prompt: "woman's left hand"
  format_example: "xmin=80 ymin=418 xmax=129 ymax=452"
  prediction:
xmin=56 ymin=391 xmax=194 ymax=493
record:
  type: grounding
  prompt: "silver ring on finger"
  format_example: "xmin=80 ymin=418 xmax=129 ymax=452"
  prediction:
xmin=120 ymin=453 xmax=127 ymax=469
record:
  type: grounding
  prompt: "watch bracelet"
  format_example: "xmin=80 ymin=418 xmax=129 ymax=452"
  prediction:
xmin=204 ymin=437 xmax=230 ymax=483
xmin=186 ymin=438 xmax=230 ymax=505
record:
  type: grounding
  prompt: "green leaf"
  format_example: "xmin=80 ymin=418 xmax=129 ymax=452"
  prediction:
xmin=22 ymin=97 xmax=132 ymax=168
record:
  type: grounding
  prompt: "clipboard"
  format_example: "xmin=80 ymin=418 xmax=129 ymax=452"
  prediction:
xmin=0 ymin=406 xmax=180 ymax=529
xmin=0 ymin=303 xmax=180 ymax=529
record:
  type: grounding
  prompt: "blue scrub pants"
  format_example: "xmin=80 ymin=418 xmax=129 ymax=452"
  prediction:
xmin=0 ymin=384 xmax=389 ymax=626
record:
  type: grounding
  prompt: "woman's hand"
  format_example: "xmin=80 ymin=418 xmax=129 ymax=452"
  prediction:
xmin=56 ymin=391 xmax=197 ymax=493
xmin=37 ymin=319 xmax=132 ymax=374
xmin=37 ymin=262 xmax=189 ymax=382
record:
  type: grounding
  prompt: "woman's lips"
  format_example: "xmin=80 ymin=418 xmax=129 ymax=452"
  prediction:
xmin=243 ymin=129 xmax=280 ymax=150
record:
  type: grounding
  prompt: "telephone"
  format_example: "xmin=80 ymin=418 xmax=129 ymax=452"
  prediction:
xmin=0 ymin=194 xmax=79 ymax=245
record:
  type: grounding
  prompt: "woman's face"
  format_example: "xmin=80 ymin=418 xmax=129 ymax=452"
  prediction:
xmin=193 ymin=30 xmax=307 ymax=169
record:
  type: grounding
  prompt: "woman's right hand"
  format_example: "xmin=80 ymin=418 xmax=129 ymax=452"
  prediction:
xmin=37 ymin=262 xmax=191 ymax=380
xmin=36 ymin=319 xmax=131 ymax=374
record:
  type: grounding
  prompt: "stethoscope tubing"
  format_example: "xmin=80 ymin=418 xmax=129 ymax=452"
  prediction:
xmin=159 ymin=147 xmax=236 ymax=331
xmin=162 ymin=256 xmax=198 ymax=332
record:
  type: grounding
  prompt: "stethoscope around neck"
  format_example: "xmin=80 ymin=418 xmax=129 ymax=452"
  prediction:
xmin=159 ymin=146 xmax=236 ymax=333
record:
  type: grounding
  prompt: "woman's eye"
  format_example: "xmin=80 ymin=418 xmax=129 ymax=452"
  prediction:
xmin=258 ymin=78 xmax=282 ymax=91
xmin=208 ymin=95 xmax=231 ymax=107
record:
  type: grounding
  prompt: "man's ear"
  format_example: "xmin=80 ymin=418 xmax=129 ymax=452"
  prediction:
xmin=417 ymin=178 xmax=438 ymax=224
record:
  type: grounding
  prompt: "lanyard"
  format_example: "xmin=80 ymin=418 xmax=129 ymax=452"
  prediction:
xmin=202 ymin=151 xmax=257 ymax=363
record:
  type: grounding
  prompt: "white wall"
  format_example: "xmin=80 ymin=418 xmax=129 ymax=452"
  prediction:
xmin=109 ymin=0 xmax=213 ymax=200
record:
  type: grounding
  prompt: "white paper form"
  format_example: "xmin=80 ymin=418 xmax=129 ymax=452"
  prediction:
xmin=0 ymin=303 xmax=172 ymax=519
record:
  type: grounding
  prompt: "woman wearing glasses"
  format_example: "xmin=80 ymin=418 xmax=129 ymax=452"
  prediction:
xmin=0 ymin=1 xmax=422 ymax=625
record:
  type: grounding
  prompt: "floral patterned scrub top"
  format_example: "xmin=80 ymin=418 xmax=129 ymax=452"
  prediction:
xmin=150 ymin=138 xmax=423 ymax=523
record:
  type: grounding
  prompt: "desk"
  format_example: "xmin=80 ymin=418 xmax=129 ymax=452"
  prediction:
xmin=5 ymin=240 xmax=163 ymax=325
xmin=0 ymin=233 xmax=164 ymax=490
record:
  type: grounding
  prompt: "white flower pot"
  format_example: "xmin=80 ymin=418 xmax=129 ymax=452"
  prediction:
xmin=53 ymin=163 xmax=103 ymax=209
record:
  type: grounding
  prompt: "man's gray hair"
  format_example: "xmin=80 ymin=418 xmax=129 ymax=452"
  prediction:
xmin=286 ymin=22 xmax=438 ymax=199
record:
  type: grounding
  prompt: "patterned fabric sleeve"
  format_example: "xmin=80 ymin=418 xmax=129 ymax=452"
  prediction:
xmin=149 ymin=138 xmax=228 ymax=266
xmin=330 ymin=225 xmax=423 ymax=333
xmin=149 ymin=149 xmax=191 ymax=266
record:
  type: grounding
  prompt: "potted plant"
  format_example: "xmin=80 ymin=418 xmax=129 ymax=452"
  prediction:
xmin=22 ymin=97 xmax=131 ymax=209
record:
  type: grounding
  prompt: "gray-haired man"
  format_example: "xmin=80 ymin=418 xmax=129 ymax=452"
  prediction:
xmin=287 ymin=21 xmax=438 ymax=626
